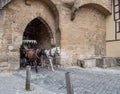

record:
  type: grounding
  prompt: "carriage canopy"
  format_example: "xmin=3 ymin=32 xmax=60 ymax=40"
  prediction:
xmin=22 ymin=40 xmax=37 ymax=49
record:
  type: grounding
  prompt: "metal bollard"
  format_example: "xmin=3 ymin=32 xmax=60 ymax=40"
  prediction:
xmin=25 ymin=65 xmax=31 ymax=91
xmin=65 ymin=72 xmax=74 ymax=94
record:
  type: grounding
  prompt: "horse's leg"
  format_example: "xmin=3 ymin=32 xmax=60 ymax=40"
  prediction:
xmin=49 ymin=58 xmax=54 ymax=72
xmin=23 ymin=58 xmax=27 ymax=67
xmin=43 ymin=57 xmax=46 ymax=68
xmin=27 ymin=59 xmax=30 ymax=66
xmin=43 ymin=58 xmax=46 ymax=68
xmin=41 ymin=56 xmax=46 ymax=68
xmin=28 ymin=59 xmax=31 ymax=66
xmin=55 ymin=55 xmax=60 ymax=68
xmin=20 ymin=58 xmax=23 ymax=68
xmin=41 ymin=56 xmax=44 ymax=68
xmin=29 ymin=60 xmax=32 ymax=66
xmin=34 ymin=60 xmax=38 ymax=73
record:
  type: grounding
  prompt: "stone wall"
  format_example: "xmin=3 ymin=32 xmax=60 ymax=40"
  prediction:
xmin=0 ymin=0 xmax=55 ymax=71
xmin=51 ymin=0 xmax=111 ymax=66
xmin=60 ymin=6 xmax=107 ymax=66
xmin=0 ymin=0 xmax=112 ymax=71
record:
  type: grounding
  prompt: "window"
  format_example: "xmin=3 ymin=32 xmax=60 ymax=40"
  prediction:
xmin=113 ymin=0 xmax=120 ymax=40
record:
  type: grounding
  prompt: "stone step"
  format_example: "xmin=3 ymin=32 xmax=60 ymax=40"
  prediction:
xmin=77 ymin=58 xmax=98 ymax=68
xmin=77 ymin=57 xmax=120 ymax=68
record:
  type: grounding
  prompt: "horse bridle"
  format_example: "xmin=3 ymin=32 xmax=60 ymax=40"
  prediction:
xmin=54 ymin=47 xmax=60 ymax=56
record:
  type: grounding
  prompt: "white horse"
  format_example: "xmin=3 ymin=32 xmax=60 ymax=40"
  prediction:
xmin=44 ymin=47 xmax=61 ymax=71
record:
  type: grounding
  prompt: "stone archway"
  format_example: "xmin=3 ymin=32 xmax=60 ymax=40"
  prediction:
xmin=60 ymin=1 xmax=112 ymax=65
xmin=20 ymin=17 xmax=54 ymax=68
xmin=1 ymin=0 xmax=60 ymax=71
xmin=71 ymin=2 xmax=111 ymax=21
xmin=23 ymin=17 xmax=54 ymax=48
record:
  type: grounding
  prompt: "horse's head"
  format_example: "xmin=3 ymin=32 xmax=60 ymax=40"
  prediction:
xmin=54 ymin=47 xmax=61 ymax=56
xmin=25 ymin=49 xmax=35 ymax=59
xmin=56 ymin=47 xmax=61 ymax=55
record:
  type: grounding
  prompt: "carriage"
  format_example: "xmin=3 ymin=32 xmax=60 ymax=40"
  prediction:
xmin=20 ymin=40 xmax=37 ymax=68
xmin=20 ymin=39 xmax=61 ymax=72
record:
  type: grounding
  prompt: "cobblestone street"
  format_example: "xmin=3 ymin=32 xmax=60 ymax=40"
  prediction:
xmin=0 ymin=67 xmax=120 ymax=94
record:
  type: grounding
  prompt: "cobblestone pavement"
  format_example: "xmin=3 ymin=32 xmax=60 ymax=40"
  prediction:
xmin=0 ymin=67 xmax=120 ymax=94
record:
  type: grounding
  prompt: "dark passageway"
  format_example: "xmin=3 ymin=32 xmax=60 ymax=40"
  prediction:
xmin=23 ymin=18 xmax=53 ymax=49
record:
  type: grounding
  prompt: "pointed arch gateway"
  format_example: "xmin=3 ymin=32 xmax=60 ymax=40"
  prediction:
xmin=23 ymin=17 xmax=54 ymax=49
xmin=1 ymin=0 xmax=61 ymax=70
xmin=20 ymin=17 xmax=54 ymax=68
xmin=25 ymin=0 xmax=60 ymax=32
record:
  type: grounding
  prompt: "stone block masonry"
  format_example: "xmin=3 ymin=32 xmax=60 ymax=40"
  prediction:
xmin=0 ymin=0 xmax=112 ymax=71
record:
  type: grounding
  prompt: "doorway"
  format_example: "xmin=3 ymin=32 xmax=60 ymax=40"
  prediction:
xmin=20 ymin=17 xmax=54 ymax=68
